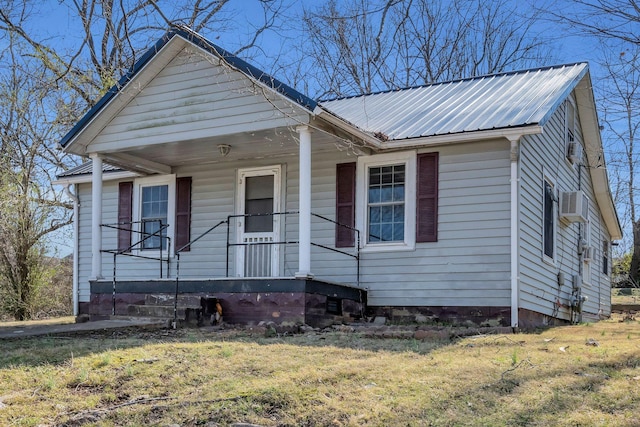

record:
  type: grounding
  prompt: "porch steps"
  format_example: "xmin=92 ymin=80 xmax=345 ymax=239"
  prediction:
xmin=126 ymin=294 xmax=205 ymax=326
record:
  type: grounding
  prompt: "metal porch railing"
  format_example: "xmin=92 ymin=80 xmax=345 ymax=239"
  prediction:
xmin=101 ymin=220 xmax=171 ymax=315
xmin=104 ymin=212 xmax=361 ymax=322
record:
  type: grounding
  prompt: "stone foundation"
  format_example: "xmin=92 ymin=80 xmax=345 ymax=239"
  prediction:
xmin=366 ymin=305 xmax=511 ymax=327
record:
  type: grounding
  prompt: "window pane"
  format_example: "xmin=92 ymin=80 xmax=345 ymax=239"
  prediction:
xmin=393 ymin=184 xmax=404 ymax=202
xmin=368 ymin=187 xmax=381 ymax=204
xmin=369 ymin=206 xmax=381 ymax=224
xmin=381 ymin=205 xmax=393 ymax=222
xmin=369 ymin=224 xmax=381 ymax=242
xmin=393 ymin=222 xmax=404 ymax=241
xmin=381 ymin=223 xmax=393 ymax=241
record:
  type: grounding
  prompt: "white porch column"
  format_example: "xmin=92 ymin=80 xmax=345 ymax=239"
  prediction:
xmin=90 ymin=153 xmax=103 ymax=280
xmin=296 ymin=126 xmax=313 ymax=278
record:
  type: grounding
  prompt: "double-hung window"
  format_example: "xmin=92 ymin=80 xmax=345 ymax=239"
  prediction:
xmin=357 ymin=151 xmax=416 ymax=251
xmin=141 ymin=185 xmax=169 ymax=250
xmin=132 ymin=175 xmax=176 ymax=254
xmin=368 ymin=164 xmax=405 ymax=242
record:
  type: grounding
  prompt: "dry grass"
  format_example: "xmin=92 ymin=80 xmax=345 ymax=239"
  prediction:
xmin=612 ymin=288 xmax=640 ymax=306
xmin=0 ymin=316 xmax=76 ymax=328
xmin=0 ymin=318 xmax=639 ymax=426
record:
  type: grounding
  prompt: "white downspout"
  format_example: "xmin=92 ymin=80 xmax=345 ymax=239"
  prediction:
xmin=296 ymin=125 xmax=313 ymax=278
xmin=65 ymin=184 xmax=80 ymax=316
xmin=509 ymin=138 xmax=520 ymax=327
xmin=90 ymin=153 xmax=103 ymax=280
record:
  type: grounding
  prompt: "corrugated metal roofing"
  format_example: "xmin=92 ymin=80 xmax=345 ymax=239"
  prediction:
xmin=57 ymin=161 xmax=122 ymax=178
xmin=319 ymin=63 xmax=589 ymax=141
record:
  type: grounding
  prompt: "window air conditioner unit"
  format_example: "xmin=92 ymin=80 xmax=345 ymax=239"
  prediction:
xmin=566 ymin=140 xmax=582 ymax=165
xmin=583 ymin=246 xmax=595 ymax=262
xmin=560 ymin=191 xmax=589 ymax=223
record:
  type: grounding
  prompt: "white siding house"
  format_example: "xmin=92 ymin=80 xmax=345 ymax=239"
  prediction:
xmin=55 ymin=27 xmax=621 ymax=328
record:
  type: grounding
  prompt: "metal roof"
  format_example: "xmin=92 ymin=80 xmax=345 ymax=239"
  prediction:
xmin=57 ymin=161 xmax=123 ymax=178
xmin=319 ymin=63 xmax=589 ymax=141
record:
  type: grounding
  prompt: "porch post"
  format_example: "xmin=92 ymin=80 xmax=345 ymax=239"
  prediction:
xmin=90 ymin=153 xmax=103 ymax=280
xmin=296 ymin=125 xmax=313 ymax=278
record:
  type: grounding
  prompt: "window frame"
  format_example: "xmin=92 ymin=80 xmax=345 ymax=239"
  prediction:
xmin=132 ymin=174 xmax=176 ymax=256
xmin=602 ymin=240 xmax=610 ymax=278
xmin=356 ymin=151 xmax=416 ymax=252
xmin=542 ymin=173 xmax=557 ymax=265
xmin=564 ymin=99 xmax=578 ymax=166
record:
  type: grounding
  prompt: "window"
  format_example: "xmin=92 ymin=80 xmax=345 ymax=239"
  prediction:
xmin=141 ymin=184 xmax=169 ymax=250
xmin=602 ymin=240 xmax=609 ymax=276
xmin=356 ymin=151 xmax=416 ymax=251
xmin=543 ymin=177 xmax=556 ymax=260
xmin=566 ymin=101 xmax=575 ymax=144
xmin=132 ymin=175 xmax=176 ymax=253
xmin=367 ymin=164 xmax=405 ymax=243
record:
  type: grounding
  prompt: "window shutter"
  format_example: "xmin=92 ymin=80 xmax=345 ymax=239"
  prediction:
xmin=335 ymin=162 xmax=356 ymax=247
xmin=117 ymin=181 xmax=133 ymax=251
xmin=175 ymin=176 xmax=192 ymax=252
xmin=417 ymin=153 xmax=438 ymax=242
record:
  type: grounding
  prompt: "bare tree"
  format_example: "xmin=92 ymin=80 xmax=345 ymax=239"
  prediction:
xmin=551 ymin=0 xmax=640 ymax=283
xmin=0 ymin=33 xmax=72 ymax=320
xmin=0 ymin=0 xmax=285 ymax=318
xmin=298 ymin=0 xmax=553 ymax=98
xmin=598 ymin=46 xmax=640 ymax=284
xmin=0 ymin=0 xmax=284 ymax=110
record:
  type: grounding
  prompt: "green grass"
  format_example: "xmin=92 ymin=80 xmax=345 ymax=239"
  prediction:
xmin=0 ymin=318 xmax=639 ymax=426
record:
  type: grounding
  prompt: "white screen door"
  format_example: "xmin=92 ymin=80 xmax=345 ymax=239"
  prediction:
xmin=236 ymin=166 xmax=281 ymax=277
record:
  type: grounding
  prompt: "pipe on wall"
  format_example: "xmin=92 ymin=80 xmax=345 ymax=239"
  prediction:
xmin=509 ymin=138 xmax=520 ymax=327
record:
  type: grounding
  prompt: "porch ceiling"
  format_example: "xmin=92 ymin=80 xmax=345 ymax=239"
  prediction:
xmin=99 ymin=125 xmax=355 ymax=173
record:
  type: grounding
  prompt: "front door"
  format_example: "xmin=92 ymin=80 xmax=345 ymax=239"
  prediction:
xmin=236 ymin=166 xmax=281 ymax=277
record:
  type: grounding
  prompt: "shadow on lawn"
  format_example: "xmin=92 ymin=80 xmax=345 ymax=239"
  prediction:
xmin=0 ymin=323 xmax=459 ymax=368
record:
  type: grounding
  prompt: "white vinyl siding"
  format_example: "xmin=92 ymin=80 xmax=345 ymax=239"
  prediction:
xmin=519 ymin=96 xmax=611 ymax=322
xmin=89 ymin=47 xmax=309 ymax=153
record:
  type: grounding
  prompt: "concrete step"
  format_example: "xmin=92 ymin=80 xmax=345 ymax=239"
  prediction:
xmin=127 ymin=304 xmax=202 ymax=325
xmin=144 ymin=294 xmax=203 ymax=307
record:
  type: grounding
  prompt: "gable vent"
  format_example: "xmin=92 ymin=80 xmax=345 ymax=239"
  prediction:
xmin=560 ymin=191 xmax=589 ymax=223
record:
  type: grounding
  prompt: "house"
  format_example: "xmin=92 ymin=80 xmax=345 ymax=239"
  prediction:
xmin=54 ymin=26 xmax=622 ymax=328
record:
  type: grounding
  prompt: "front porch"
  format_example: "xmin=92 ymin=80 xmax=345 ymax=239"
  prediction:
xmin=88 ymin=277 xmax=366 ymax=328
xmin=85 ymin=211 xmax=365 ymax=328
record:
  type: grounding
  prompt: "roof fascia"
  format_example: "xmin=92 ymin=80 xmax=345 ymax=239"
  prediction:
xmin=574 ymin=71 xmax=623 ymax=240
xmin=52 ymin=170 xmax=140 ymax=186
xmin=379 ymin=125 xmax=544 ymax=149
xmin=313 ymin=105 xmax=383 ymax=149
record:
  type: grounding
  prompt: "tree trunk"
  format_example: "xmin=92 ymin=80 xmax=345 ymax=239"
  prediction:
xmin=631 ymin=220 xmax=640 ymax=286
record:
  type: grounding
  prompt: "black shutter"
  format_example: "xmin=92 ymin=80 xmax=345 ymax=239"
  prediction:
xmin=118 ymin=181 xmax=133 ymax=251
xmin=175 ymin=176 xmax=192 ymax=252
xmin=416 ymin=153 xmax=438 ymax=242
xmin=335 ymin=162 xmax=356 ymax=247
